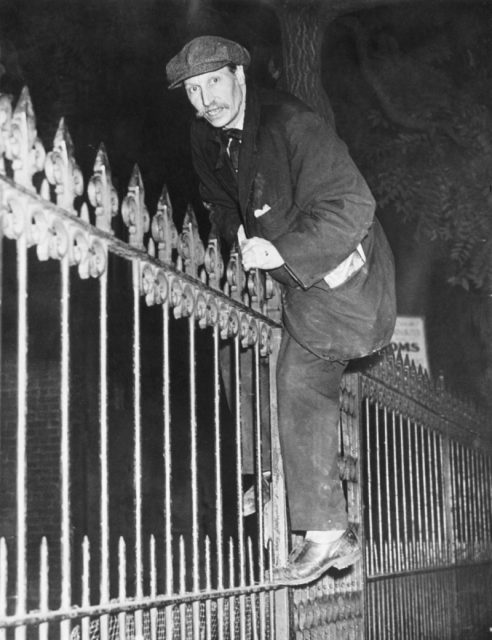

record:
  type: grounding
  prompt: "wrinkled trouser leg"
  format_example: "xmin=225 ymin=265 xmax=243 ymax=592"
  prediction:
xmin=219 ymin=340 xmax=271 ymax=474
xmin=277 ymin=332 xmax=348 ymax=532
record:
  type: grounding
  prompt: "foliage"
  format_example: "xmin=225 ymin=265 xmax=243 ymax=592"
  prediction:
xmin=345 ymin=8 xmax=492 ymax=293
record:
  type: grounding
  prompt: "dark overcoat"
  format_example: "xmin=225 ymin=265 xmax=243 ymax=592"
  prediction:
xmin=190 ymin=85 xmax=396 ymax=360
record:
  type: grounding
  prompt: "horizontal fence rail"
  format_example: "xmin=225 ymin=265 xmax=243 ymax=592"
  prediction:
xmin=0 ymin=86 xmax=491 ymax=640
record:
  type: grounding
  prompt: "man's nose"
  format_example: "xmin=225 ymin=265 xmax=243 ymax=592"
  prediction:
xmin=201 ymin=86 xmax=213 ymax=107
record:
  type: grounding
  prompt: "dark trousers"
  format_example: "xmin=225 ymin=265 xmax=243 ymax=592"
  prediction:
xmin=277 ymin=333 xmax=348 ymax=532
xmin=220 ymin=333 xmax=347 ymax=532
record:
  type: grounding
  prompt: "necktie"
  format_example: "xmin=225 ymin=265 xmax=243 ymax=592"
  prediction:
xmin=222 ymin=128 xmax=242 ymax=173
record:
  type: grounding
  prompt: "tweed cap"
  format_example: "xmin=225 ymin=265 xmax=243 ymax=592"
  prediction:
xmin=166 ymin=36 xmax=250 ymax=89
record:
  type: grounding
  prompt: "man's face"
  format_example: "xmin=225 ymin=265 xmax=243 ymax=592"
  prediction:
xmin=184 ymin=65 xmax=246 ymax=129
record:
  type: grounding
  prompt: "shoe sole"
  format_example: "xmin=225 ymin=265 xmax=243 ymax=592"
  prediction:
xmin=272 ymin=549 xmax=361 ymax=587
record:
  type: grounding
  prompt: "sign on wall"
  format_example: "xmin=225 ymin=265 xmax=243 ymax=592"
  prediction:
xmin=390 ymin=316 xmax=429 ymax=373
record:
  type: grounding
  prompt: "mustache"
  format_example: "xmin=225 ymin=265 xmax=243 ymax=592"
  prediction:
xmin=195 ymin=103 xmax=227 ymax=118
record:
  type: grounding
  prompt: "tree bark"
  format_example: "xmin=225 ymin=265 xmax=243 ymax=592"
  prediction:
xmin=275 ymin=3 xmax=336 ymax=125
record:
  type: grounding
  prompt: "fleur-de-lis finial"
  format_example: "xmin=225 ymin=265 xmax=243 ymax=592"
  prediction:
xmin=151 ymin=185 xmax=178 ymax=263
xmin=0 ymin=93 xmax=13 ymax=174
xmin=224 ymin=245 xmax=246 ymax=304
xmin=177 ymin=204 xmax=205 ymax=277
xmin=247 ymin=269 xmax=266 ymax=313
xmin=45 ymin=118 xmax=84 ymax=212
xmin=121 ymin=164 xmax=150 ymax=249
xmin=203 ymin=237 xmax=224 ymax=291
xmin=87 ymin=144 xmax=119 ymax=233
xmin=9 ymin=87 xmax=45 ymax=188
xmin=265 ymin=273 xmax=282 ymax=322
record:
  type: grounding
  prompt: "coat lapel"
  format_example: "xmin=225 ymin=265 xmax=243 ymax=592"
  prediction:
xmin=237 ymin=87 xmax=260 ymax=229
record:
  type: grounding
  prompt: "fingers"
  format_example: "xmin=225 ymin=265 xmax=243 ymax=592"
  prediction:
xmin=240 ymin=237 xmax=284 ymax=270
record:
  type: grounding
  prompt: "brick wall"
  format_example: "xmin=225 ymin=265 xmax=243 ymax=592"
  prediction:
xmin=1 ymin=355 xmax=62 ymax=610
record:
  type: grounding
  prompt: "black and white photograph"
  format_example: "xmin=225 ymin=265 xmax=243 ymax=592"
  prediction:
xmin=0 ymin=0 xmax=491 ymax=638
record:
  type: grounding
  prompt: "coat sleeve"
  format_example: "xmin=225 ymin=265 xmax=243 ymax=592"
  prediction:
xmin=190 ymin=128 xmax=242 ymax=248
xmin=270 ymin=110 xmax=376 ymax=290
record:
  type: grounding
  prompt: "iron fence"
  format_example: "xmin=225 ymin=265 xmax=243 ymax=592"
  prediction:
xmin=0 ymin=87 xmax=491 ymax=640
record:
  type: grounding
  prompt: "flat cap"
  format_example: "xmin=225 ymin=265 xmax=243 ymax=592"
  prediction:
xmin=166 ymin=36 xmax=250 ymax=89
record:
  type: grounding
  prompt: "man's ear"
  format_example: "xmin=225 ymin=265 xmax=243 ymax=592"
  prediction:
xmin=235 ymin=65 xmax=246 ymax=85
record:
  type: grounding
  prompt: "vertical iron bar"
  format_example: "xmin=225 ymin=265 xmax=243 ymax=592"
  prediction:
xmin=465 ymin=445 xmax=472 ymax=554
xmin=267 ymin=329 xmax=289 ymax=640
xmin=394 ymin=576 xmax=400 ymax=640
xmin=478 ymin=453 xmax=485 ymax=547
xmin=413 ymin=421 xmax=423 ymax=567
xmin=253 ymin=341 xmax=265 ymax=573
xmin=15 ymin=233 xmax=28 ymax=640
xmin=398 ymin=414 xmax=408 ymax=571
xmin=252 ymin=343 xmax=266 ymax=640
xmin=443 ymin=437 xmax=454 ymax=563
xmin=205 ymin=537 xmax=212 ymax=640
xmin=482 ymin=453 xmax=490 ymax=545
xmin=132 ymin=261 xmax=143 ymax=638
xmin=162 ymin=301 xmax=174 ymax=639
xmin=213 ymin=324 xmax=224 ymax=640
xmin=406 ymin=418 xmax=416 ymax=570
xmin=433 ymin=433 xmax=443 ymax=557
xmin=228 ymin=538 xmax=235 ymax=640
xmin=391 ymin=411 xmax=401 ymax=573
xmin=81 ymin=537 xmax=90 ymax=640
xmin=189 ymin=313 xmax=199 ymax=590
xmin=367 ymin=579 xmax=374 ymax=640
xmin=379 ymin=578 xmax=385 ymax=639
xmin=383 ymin=408 xmax=392 ymax=573
xmin=267 ymin=541 xmax=274 ymax=640
xmin=419 ymin=425 xmax=430 ymax=564
xmin=0 ymin=538 xmax=6 ymax=640
xmin=179 ymin=536 xmax=187 ymax=640
xmin=365 ymin=398 xmax=374 ymax=576
xmin=452 ymin=441 xmax=460 ymax=557
xmin=487 ymin=456 xmax=492 ymax=541
xmin=247 ymin=538 xmax=259 ymax=640
xmin=118 ymin=537 xmax=127 ymax=640
xmin=374 ymin=402 xmax=384 ymax=573
xmin=98 ymin=268 xmax=109 ymax=640
xmin=60 ymin=255 xmax=71 ymax=640
xmin=233 ymin=336 xmax=246 ymax=640
xmin=0 ymin=224 xmax=3 ymax=487
xmin=420 ymin=424 xmax=430 ymax=566
xmin=188 ymin=314 xmax=201 ymax=640
xmin=484 ymin=456 xmax=491 ymax=555
xmin=466 ymin=449 xmax=473 ymax=554
xmin=474 ymin=449 xmax=481 ymax=554
xmin=459 ymin=445 xmax=467 ymax=553
xmin=428 ymin=430 xmax=437 ymax=563
xmin=150 ymin=535 xmax=157 ymax=640
xmin=38 ymin=538 xmax=48 ymax=640
xmin=470 ymin=449 xmax=478 ymax=552
xmin=234 ymin=335 xmax=245 ymax=588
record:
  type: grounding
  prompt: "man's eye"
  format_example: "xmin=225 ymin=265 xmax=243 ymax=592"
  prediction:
xmin=209 ymin=77 xmax=219 ymax=84
xmin=187 ymin=86 xmax=198 ymax=94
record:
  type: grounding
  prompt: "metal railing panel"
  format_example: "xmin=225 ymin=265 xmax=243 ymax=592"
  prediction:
xmin=0 ymin=87 xmax=285 ymax=640
xmin=360 ymin=355 xmax=492 ymax=638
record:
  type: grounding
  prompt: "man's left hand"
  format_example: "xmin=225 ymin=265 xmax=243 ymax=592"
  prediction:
xmin=240 ymin=236 xmax=285 ymax=271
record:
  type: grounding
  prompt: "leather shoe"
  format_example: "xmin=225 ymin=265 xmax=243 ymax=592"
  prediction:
xmin=272 ymin=526 xmax=360 ymax=586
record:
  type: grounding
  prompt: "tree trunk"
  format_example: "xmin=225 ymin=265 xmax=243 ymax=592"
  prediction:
xmin=275 ymin=3 xmax=336 ymax=126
